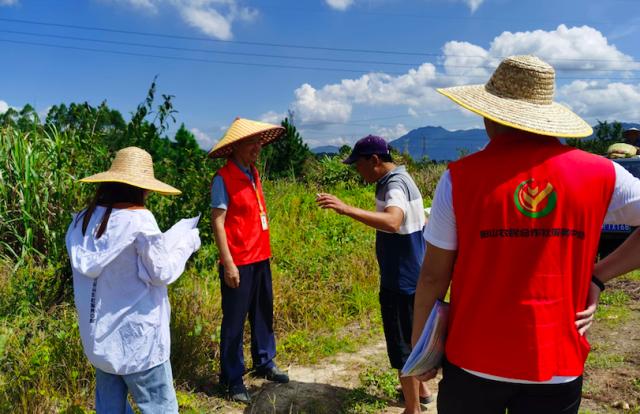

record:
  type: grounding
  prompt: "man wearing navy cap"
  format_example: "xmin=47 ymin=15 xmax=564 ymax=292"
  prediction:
xmin=316 ymin=135 xmax=431 ymax=414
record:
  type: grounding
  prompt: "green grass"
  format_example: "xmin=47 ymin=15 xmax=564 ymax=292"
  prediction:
xmin=0 ymin=121 xmax=444 ymax=412
xmin=586 ymin=352 xmax=625 ymax=369
xmin=595 ymin=289 xmax=631 ymax=326
xmin=340 ymin=366 xmax=400 ymax=414
xmin=624 ymin=270 xmax=640 ymax=282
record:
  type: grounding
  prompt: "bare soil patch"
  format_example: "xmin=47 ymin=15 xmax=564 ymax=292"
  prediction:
xmin=188 ymin=278 xmax=639 ymax=413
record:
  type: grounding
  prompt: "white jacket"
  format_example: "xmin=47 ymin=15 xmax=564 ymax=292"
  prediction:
xmin=66 ymin=207 xmax=200 ymax=375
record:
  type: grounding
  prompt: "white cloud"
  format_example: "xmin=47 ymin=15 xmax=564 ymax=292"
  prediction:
xmin=191 ymin=127 xmax=216 ymax=150
xmin=303 ymin=134 xmax=350 ymax=148
xmin=274 ymin=24 xmax=640 ymax=134
xmin=180 ymin=6 xmax=232 ymax=39
xmin=559 ymin=81 xmax=640 ymax=122
xmin=442 ymin=41 xmax=493 ymax=81
xmin=489 ymin=25 xmax=636 ymax=71
xmin=102 ymin=0 xmax=257 ymax=39
xmin=373 ymin=123 xmax=409 ymax=140
xmin=325 ymin=0 xmax=354 ymax=11
xmin=447 ymin=0 xmax=484 ymax=13
xmin=0 ymin=101 xmax=9 ymax=114
xmin=291 ymin=64 xmax=444 ymax=126
xmin=173 ymin=1 xmax=258 ymax=39
xmin=292 ymin=83 xmax=353 ymax=125
xmin=259 ymin=110 xmax=286 ymax=124
xmin=0 ymin=0 xmax=18 ymax=5
xmin=100 ymin=0 xmax=158 ymax=13
xmin=462 ymin=0 xmax=484 ymax=12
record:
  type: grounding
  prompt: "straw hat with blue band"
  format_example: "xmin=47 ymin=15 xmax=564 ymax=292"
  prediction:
xmin=208 ymin=117 xmax=286 ymax=158
xmin=437 ymin=55 xmax=593 ymax=138
xmin=79 ymin=146 xmax=181 ymax=195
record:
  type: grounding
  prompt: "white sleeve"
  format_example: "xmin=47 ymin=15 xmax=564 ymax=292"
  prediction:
xmin=604 ymin=162 xmax=640 ymax=225
xmin=423 ymin=170 xmax=458 ymax=250
xmin=135 ymin=213 xmax=201 ymax=286
xmin=384 ymin=188 xmax=409 ymax=214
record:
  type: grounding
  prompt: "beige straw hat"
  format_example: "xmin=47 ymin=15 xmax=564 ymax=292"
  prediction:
xmin=79 ymin=146 xmax=181 ymax=195
xmin=208 ymin=117 xmax=285 ymax=158
xmin=437 ymin=55 xmax=593 ymax=138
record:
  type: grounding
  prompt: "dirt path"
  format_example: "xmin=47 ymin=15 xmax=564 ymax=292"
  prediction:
xmin=208 ymin=339 xmax=439 ymax=414
xmin=197 ymin=277 xmax=639 ymax=414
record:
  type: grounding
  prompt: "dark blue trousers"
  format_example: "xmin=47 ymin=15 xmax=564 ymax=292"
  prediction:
xmin=219 ymin=259 xmax=276 ymax=388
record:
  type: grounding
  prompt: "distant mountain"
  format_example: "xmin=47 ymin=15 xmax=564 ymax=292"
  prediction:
xmin=620 ymin=122 xmax=640 ymax=133
xmin=311 ymin=122 xmax=640 ymax=162
xmin=390 ymin=126 xmax=487 ymax=162
xmin=311 ymin=145 xmax=340 ymax=155
xmin=390 ymin=122 xmax=640 ymax=161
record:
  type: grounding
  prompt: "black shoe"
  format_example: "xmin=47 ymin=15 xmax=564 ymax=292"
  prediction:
xmin=228 ymin=384 xmax=251 ymax=404
xmin=253 ymin=365 xmax=290 ymax=383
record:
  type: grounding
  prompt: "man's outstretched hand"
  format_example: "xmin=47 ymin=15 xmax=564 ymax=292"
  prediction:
xmin=316 ymin=193 xmax=351 ymax=215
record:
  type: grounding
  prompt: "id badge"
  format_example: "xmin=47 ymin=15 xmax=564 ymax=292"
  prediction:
xmin=260 ymin=213 xmax=268 ymax=230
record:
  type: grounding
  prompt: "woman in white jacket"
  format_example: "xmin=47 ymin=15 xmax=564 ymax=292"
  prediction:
xmin=66 ymin=147 xmax=200 ymax=414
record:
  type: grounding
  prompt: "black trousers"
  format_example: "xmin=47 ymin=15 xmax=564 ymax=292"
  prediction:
xmin=437 ymin=358 xmax=583 ymax=414
xmin=379 ymin=288 xmax=415 ymax=370
xmin=219 ymin=259 xmax=276 ymax=388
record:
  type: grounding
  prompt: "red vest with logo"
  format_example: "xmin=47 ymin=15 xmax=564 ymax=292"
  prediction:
xmin=217 ymin=160 xmax=271 ymax=266
xmin=447 ymin=132 xmax=614 ymax=381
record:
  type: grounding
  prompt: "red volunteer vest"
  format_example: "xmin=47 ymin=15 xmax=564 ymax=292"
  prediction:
xmin=447 ymin=132 xmax=614 ymax=381
xmin=216 ymin=160 xmax=271 ymax=266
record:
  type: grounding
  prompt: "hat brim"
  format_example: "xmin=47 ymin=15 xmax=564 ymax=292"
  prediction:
xmin=342 ymin=153 xmax=358 ymax=164
xmin=79 ymin=172 xmax=181 ymax=195
xmin=437 ymin=85 xmax=593 ymax=138
xmin=208 ymin=126 xmax=286 ymax=158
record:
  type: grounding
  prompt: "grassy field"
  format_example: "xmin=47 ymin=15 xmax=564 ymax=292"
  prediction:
xmin=0 ymin=121 xmax=446 ymax=413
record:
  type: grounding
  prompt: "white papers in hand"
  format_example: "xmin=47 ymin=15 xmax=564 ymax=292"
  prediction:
xmin=163 ymin=214 xmax=200 ymax=250
xmin=401 ymin=300 xmax=449 ymax=377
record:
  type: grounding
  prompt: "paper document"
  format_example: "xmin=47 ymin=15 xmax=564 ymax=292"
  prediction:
xmin=401 ymin=300 xmax=449 ymax=377
xmin=164 ymin=214 xmax=200 ymax=250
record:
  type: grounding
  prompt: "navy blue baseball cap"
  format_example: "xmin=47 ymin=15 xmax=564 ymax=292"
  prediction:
xmin=342 ymin=135 xmax=390 ymax=164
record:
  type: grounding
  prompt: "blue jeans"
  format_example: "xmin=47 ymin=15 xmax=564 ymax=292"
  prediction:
xmin=95 ymin=360 xmax=178 ymax=414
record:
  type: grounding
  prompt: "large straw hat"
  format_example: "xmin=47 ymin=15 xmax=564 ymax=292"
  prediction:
xmin=437 ymin=55 xmax=592 ymax=138
xmin=208 ymin=118 xmax=285 ymax=158
xmin=79 ymin=146 xmax=181 ymax=195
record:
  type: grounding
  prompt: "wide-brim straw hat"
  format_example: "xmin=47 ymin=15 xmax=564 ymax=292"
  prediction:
xmin=208 ymin=117 xmax=285 ymax=158
xmin=79 ymin=146 xmax=181 ymax=195
xmin=437 ymin=55 xmax=593 ymax=138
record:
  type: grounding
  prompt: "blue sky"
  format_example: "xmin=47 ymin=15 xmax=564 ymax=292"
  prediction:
xmin=1 ymin=0 xmax=640 ymax=150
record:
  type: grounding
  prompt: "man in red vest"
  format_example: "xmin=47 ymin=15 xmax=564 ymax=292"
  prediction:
xmin=208 ymin=118 xmax=290 ymax=404
xmin=411 ymin=55 xmax=640 ymax=413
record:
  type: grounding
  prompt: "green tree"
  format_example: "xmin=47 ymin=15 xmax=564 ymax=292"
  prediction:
xmin=174 ymin=123 xmax=199 ymax=151
xmin=338 ymin=144 xmax=352 ymax=157
xmin=566 ymin=120 xmax=624 ymax=155
xmin=262 ymin=115 xmax=312 ymax=179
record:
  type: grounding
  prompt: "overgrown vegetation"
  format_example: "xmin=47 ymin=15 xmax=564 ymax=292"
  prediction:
xmin=0 ymin=82 xmax=444 ymax=412
xmin=4 ymin=77 xmax=637 ymax=413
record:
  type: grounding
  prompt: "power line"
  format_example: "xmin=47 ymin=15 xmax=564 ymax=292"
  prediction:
xmin=0 ymin=38 xmax=407 ymax=75
xmin=0 ymin=29 xmax=422 ymax=67
xmin=3 ymin=29 xmax=639 ymax=73
xmin=1 ymin=17 xmax=639 ymax=64
xmin=3 ymin=37 xmax=640 ymax=82
xmin=0 ymin=17 xmax=436 ymax=57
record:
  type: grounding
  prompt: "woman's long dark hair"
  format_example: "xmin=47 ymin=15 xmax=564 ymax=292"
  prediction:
xmin=74 ymin=182 xmax=146 ymax=239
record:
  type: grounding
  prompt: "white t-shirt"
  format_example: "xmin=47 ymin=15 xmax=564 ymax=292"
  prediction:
xmin=424 ymin=161 xmax=640 ymax=384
